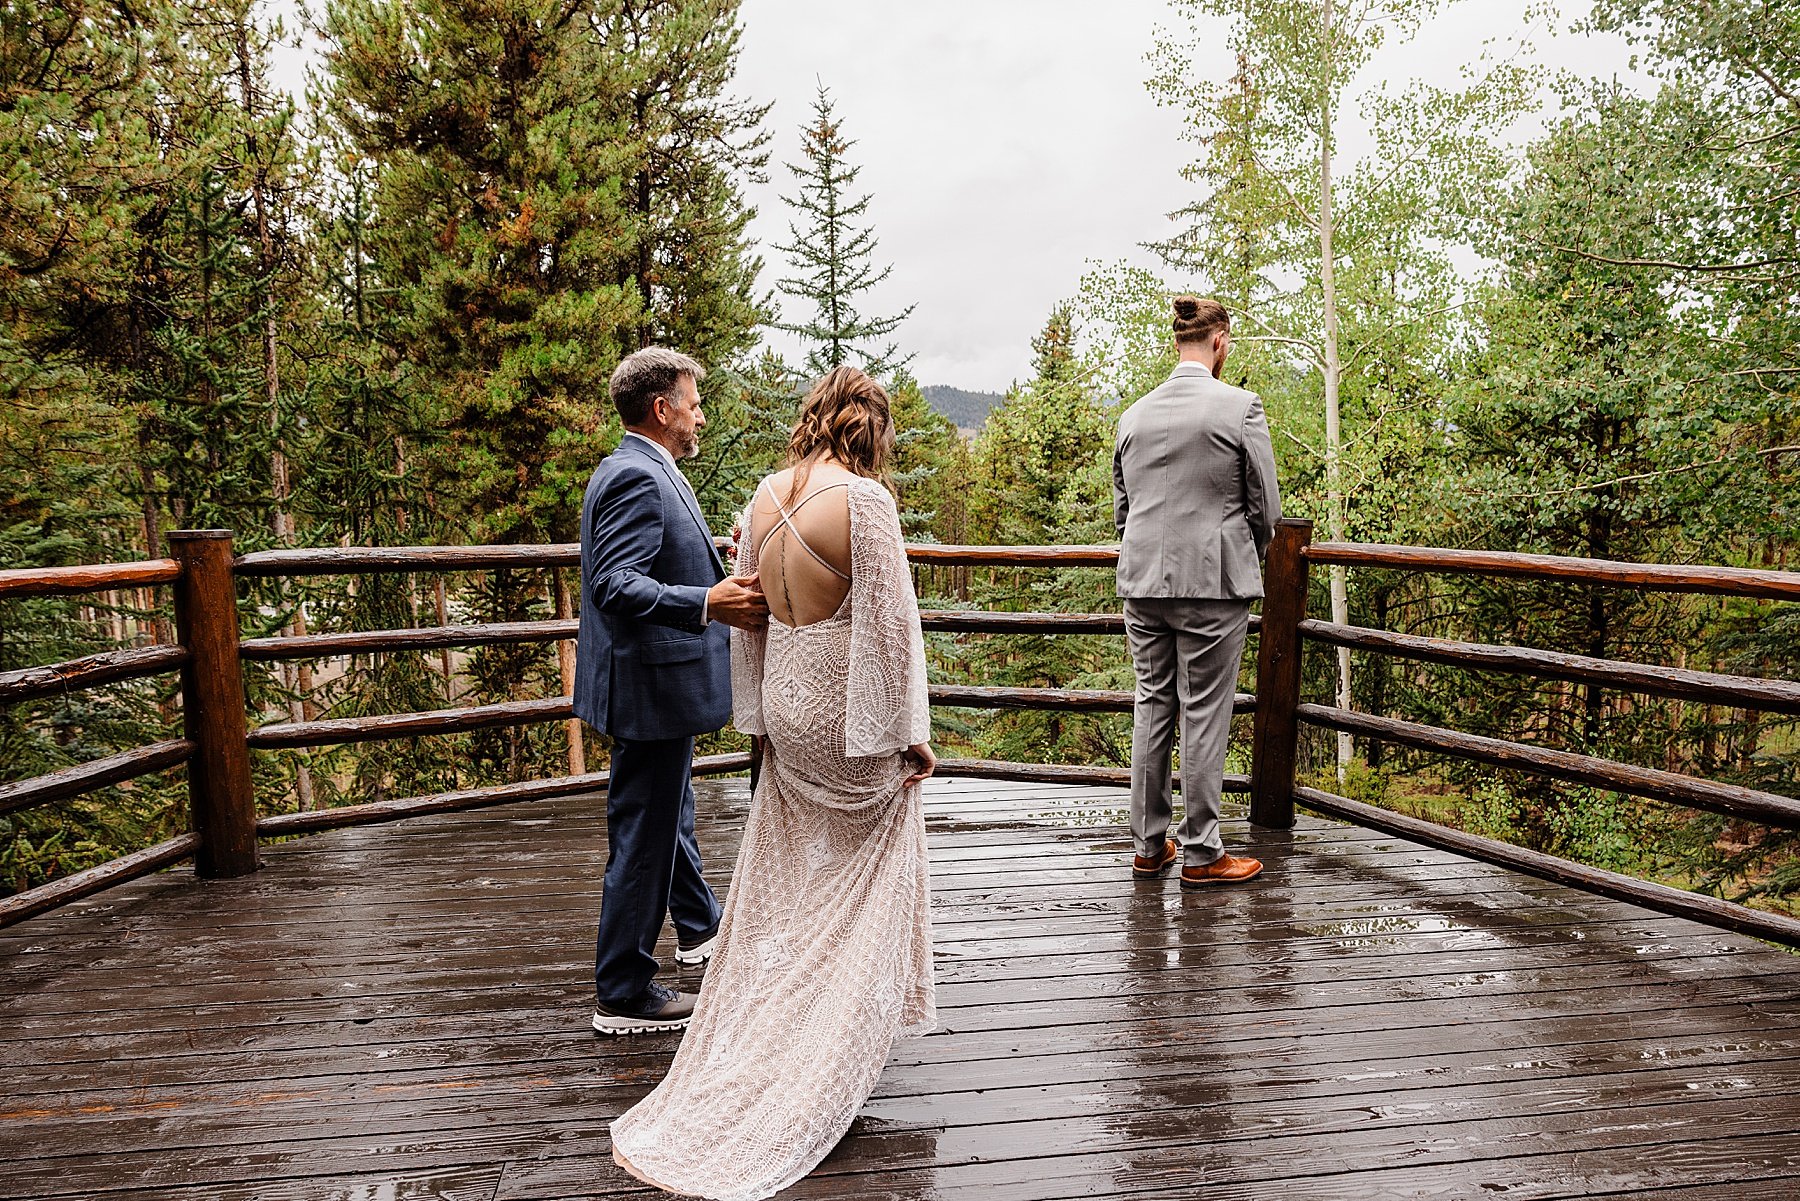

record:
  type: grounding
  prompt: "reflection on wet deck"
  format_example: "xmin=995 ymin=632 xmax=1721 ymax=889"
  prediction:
xmin=4 ymin=776 xmax=1799 ymax=1199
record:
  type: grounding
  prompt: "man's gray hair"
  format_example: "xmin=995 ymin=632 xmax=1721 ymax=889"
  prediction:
xmin=610 ymin=347 xmax=706 ymax=427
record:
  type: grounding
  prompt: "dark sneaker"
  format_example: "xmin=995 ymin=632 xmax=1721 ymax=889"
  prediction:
xmin=1132 ymin=837 xmax=1179 ymax=879
xmin=674 ymin=921 xmax=720 ymax=966
xmin=592 ymin=984 xmax=697 ymax=1036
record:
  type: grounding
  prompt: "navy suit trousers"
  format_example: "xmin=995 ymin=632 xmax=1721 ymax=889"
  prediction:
xmin=594 ymin=735 xmax=722 ymax=1006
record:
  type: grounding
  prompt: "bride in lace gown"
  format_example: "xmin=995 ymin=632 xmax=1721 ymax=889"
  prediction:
xmin=610 ymin=366 xmax=937 ymax=1200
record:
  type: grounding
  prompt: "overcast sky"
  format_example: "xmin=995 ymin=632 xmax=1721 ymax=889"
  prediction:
xmin=272 ymin=1 xmax=1643 ymax=392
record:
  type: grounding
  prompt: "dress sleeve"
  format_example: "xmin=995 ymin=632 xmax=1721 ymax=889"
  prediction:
xmin=845 ymin=480 xmax=931 ymax=758
xmin=729 ymin=497 xmax=766 ymax=736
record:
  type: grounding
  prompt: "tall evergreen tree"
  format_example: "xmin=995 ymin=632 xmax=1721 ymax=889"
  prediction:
xmin=320 ymin=0 xmax=768 ymax=779
xmin=321 ymin=0 xmax=768 ymax=544
xmin=321 ymin=0 xmax=632 ymax=547
xmin=0 ymin=0 xmax=158 ymax=571
xmin=773 ymin=86 xmax=912 ymax=378
xmin=884 ymin=370 xmax=965 ymax=541
xmin=1 ymin=0 xmax=308 ymax=884
xmin=598 ymin=0 xmax=771 ymax=358
xmin=950 ymin=306 xmax=1128 ymax=766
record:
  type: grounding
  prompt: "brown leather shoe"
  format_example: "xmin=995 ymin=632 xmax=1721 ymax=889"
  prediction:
xmin=1181 ymin=853 xmax=1264 ymax=889
xmin=1132 ymin=838 xmax=1179 ymax=878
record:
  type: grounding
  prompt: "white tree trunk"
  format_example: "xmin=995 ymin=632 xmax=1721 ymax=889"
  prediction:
xmin=1319 ymin=0 xmax=1352 ymax=785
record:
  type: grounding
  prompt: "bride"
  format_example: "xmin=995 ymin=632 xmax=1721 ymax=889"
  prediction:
xmin=609 ymin=365 xmax=938 ymax=1200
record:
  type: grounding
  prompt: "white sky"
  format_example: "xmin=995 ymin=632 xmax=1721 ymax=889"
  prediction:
xmin=271 ymin=1 xmax=1645 ymax=392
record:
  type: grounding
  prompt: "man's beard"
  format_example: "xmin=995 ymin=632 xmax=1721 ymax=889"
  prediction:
xmin=676 ymin=430 xmax=701 ymax=459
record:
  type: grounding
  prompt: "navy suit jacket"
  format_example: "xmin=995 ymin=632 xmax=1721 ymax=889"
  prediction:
xmin=573 ymin=436 xmax=731 ymax=741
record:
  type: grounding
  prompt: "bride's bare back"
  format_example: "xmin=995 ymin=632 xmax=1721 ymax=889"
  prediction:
xmin=749 ymin=463 xmax=858 ymax=627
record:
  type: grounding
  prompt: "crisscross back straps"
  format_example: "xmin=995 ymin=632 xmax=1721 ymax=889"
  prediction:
xmin=756 ymin=479 xmax=853 ymax=581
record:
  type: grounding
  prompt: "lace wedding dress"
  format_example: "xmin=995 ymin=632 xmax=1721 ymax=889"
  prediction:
xmin=609 ymin=475 xmax=935 ymax=1201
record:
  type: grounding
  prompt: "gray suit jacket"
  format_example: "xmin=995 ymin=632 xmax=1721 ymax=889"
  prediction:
xmin=1112 ymin=362 xmax=1281 ymax=600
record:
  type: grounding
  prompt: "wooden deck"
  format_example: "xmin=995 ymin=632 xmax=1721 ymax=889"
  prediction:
xmin=3 ymin=776 xmax=1799 ymax=1200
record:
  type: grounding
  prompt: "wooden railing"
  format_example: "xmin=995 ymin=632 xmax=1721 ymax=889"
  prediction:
xmin=4 ymin=521 xmax=1798 ymax=947
xmin=1 ymin=532 xmax=225 ymax=924
xmin=1257 ymin=519 xmax=1800 ymax=946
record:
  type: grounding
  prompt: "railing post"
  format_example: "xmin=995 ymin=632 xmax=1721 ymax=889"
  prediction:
xmin=169 ymin=530 xmax=260 ymax=878
xmin=1250 ymin=518 xmax=1312 ymax=829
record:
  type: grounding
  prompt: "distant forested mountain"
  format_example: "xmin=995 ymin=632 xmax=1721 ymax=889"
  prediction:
xmin=921 ymin=385 xmax=1006 ymax=431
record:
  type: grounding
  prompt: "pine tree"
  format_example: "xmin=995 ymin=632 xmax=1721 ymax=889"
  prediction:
xmin=290 ymin=156 xmax=457 ymax=806
xmin=321 ymin=0 xmax=630 ymax=547
xmin=320 ymin=0 xmax=768 ymax=780
xmin=885 ymin=371 xmax=965 ymax=542
xmin=0 ymin=0 xmax=158 ymax=571
xmin=951 ymin=306 xmax=1127 ymax=767
xmin=0 ymin=0 xmax=306 ymax=886
xmin=773 ymin=86 xmax=912 ymax=378
xmin=600 ymin=0 xmax=771 ymax=360
xmin=321 ymin=0 xmax=769 ymax=547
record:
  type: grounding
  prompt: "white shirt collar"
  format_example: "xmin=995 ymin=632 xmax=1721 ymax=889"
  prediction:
xmin=623 ymin=430 xmax=678 ymax=470
xmin=1171 ymin=360 xmax=1213 ymax=378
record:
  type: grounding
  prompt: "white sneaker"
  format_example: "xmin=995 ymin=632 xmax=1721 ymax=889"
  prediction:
xmin=674 ymin=926 xmax=719 ymax=966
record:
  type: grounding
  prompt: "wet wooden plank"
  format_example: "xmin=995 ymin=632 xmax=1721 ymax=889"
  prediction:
xmin=10 ymin=1004 xmax=1800 ymax=1164
xmin=2 ymin=777 xmax=1797 ymax=1200
xmin=10 ymin=941 xmax=1792 ymax=1086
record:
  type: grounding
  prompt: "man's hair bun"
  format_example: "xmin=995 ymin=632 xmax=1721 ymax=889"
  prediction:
xmin=1171 ymin=295 xmax=1230 ymax=345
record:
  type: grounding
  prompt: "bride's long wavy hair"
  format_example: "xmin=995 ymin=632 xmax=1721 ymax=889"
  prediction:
xmin=784 ymin=366 xmax=895 ymax=501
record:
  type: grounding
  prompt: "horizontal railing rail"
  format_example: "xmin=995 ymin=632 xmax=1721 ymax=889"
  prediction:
xmin=1296 ymin=786 xmax=1800 ymax=946
xmin=237 ymin=541 xmax=1133 ymax=575
xmin=240 ymin=620 xmax=580 ymax=660
xmin=1296 ymin=704 xmax=1800 ymax=829
xmin=0 ymin=740 xmax=194 ymax=818
xmin=236 ymin=543 xmax=583 ymax=577
xmin=937 ymin=757 xmax=1251 ymax=794
xmin=0 ymin=558 xmax=182 ymax=600
xmin=0 ymin=645 xmax=189 ymax=706
xmin=236 ymin=610 xmax=1262 ymax=661
xmin=1300 ymin=619 xmax=1800 ymax=715
xmin=0 ymin=833 xmax=201 ymax=928
xmin=256 ymin=753 xmax=754 ymax=837
xmin=249 ymin=696 xmax=573 ymax=749
xmin=240 ymin=687 xmax=1255 ymax=750
xmin=1306 ymin=541 xmax=1800 ymax=602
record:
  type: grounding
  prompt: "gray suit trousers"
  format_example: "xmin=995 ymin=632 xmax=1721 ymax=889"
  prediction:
xmin=1124 ymin=597 xmax=1251 ymax=867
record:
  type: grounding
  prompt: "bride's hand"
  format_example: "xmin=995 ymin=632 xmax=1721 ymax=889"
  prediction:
xmin=904 ymin=742 xmax=936 ymax=788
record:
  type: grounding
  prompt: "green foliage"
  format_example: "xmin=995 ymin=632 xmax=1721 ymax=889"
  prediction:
xmin=944 ymin=305 xmax=1131 ymax=765
xmin=886 ymin=371 xmax=966 ymax=541
xmin=319 ymin=0 xmax=766 ymax=546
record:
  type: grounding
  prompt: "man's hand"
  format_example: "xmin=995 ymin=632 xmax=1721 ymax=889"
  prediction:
xmin=707 ymin=574 xmax=768 ymax=630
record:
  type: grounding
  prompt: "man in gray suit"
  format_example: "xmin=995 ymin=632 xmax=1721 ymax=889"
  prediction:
xmin=1113 ymin=296 xmax=1280 ymax=888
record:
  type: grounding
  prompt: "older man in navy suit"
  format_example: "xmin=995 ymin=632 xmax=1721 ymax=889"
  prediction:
xmin=576 ymin=347 xmax=768 ymax=1035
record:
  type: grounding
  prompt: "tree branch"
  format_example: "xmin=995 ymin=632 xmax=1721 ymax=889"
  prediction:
xmin=1226 ymin=306 xmax=1324 ymax=368
xmin=1476 ymin=445 xmax=1800 ymax=500
xmin=1529 ymin=235 xmax=1797 ymax=275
